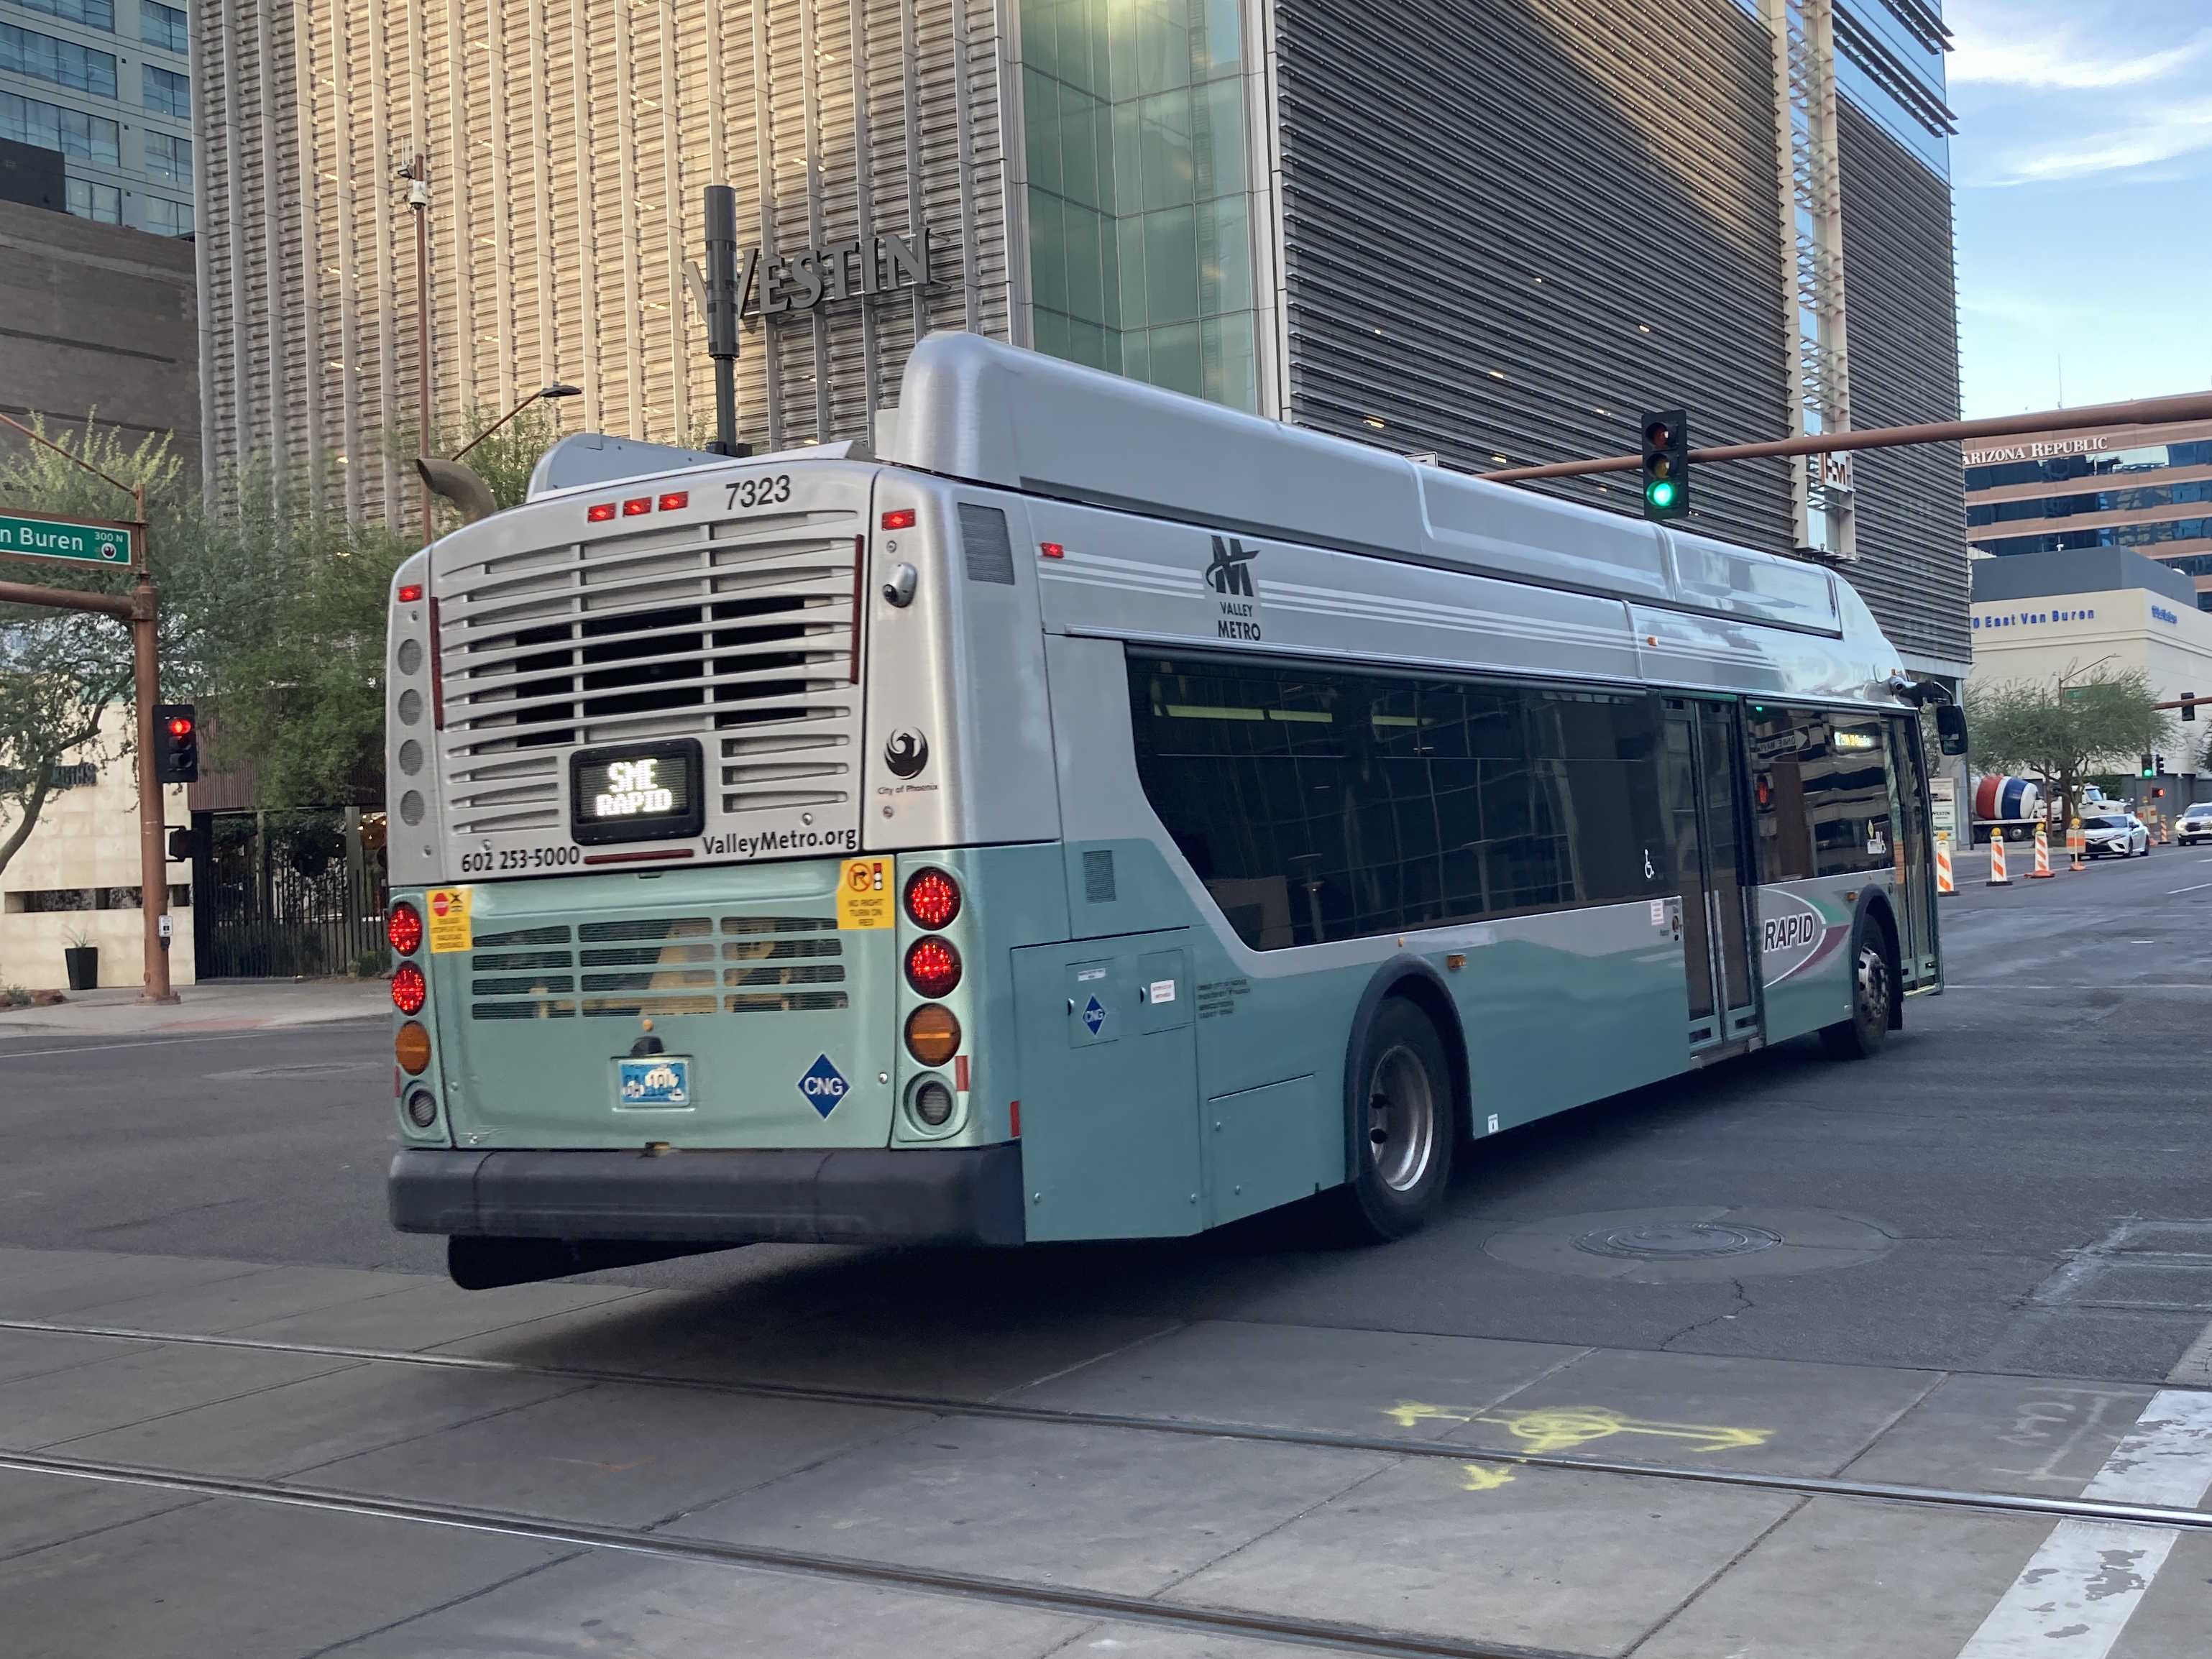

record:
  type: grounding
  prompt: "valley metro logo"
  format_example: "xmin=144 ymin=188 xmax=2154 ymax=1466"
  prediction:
xmin=1206 ymin=535 xmax=1258 ymax=597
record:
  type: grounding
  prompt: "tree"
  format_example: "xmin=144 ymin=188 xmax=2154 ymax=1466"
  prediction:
xmin=0 ymin=421 xmax=206 ymax=881
xmin=1965 ymin=664 xmax=2173 ymax=822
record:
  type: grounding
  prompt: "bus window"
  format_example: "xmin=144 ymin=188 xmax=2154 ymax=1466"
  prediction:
xmin=1126 ymin=657 xmax=1669 ymax=950
xmin=1748 ymin=707 xmax=1892 ymax=881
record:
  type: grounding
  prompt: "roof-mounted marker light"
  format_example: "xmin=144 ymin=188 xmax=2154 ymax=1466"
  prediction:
xmin=881 ymin=509 xmax=917 ymax=530
xmin=587 ymin=502 xmax=616 ymax=523
xmin=658 ymin=491 xmax=689 ymax=511
xmin=622 ymin=497 xmax=652 ymax=516
xmin=1040 ymin=542 xmax=1065 ymax=559
xmin=397 ymin=582 xmax=423 ymax=602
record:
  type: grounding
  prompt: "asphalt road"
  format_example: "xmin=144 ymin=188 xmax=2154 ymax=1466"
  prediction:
xmin=4 ymin=847 xmax=2208 ymax=1385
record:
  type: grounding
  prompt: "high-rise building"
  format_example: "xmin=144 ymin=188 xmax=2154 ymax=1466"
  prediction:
xmin=0 ymin=0 xmax=195 ymax=236
xmin=1963 ymin=420 xmax=2212 ymax=612
xmin=192 ymin=0 xmax=1967 ymax=680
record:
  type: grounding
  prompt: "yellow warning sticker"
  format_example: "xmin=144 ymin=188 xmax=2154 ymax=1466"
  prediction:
xmin=426 ymin=886 xmax=473 ymax=952
xmin=837 ymin=858 xmax=894 ymax=930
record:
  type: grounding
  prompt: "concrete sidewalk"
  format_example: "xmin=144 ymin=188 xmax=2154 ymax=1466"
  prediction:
xmin=0 ymin=978 xmax=387 ymax=1041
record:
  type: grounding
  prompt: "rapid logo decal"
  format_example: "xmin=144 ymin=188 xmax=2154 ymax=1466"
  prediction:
xmin=1207 ymin=535 xmax=1262 ymax=641
xmin=798 ymin=1053 xmax=850 ymax=1118
xmin=1758 ymin=889 xmax=1846 ymax=985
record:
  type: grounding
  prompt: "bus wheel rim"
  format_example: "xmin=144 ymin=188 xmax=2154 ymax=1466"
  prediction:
xmin=1855 ymin=944 xmax=1888 ymax=1034
xmin=1367 ymin=1044 xmax=1437 ymax=1193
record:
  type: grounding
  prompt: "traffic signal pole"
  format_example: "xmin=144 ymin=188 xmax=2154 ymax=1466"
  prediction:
xmin=0 ymin=413 xmax=175 ymax=1002
xmin=1484 ymin=389 xmax=2212 ymax=485
xmin=127 ymin=492 xmax=175 ymax=1003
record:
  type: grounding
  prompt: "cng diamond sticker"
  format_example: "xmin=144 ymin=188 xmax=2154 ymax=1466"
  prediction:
xmin=798 ymin=1053 xmax=849 ymax=1118
xmin=1081 ymin=995 xmax=1106 ymax=1035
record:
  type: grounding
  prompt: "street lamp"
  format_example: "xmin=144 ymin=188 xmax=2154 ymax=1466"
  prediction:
xmin=453 ymin=382 xmax=580 ymax=461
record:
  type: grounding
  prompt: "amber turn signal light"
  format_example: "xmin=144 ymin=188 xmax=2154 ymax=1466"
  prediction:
xmin=394 ymin=1021 xmax=431 ymax=1075
xmin=904 ymin=1003 xmax=961 ymax=1066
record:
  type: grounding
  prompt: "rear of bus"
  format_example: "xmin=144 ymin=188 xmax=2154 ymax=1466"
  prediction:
xmin=383 ymin=446 xmax=1061 ymax=1286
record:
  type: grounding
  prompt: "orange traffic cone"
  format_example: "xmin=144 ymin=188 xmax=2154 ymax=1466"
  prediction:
xmin=2029 ymin=822 xmax=2055 ymax=878
xmin=1988 ymin=835 xmax=2011 ymax=886
xmin=1935 ymin=834 xmax=1955 ymax=896
xmin=2069 ymin=821 xmax=2086 ymax=871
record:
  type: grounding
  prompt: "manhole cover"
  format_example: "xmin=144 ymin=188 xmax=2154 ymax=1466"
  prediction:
xmin=1574 ymin=1221 xmax=1783 ymax=1262
xmin=1485 ymin=1206 xmax=1892 ymax=1282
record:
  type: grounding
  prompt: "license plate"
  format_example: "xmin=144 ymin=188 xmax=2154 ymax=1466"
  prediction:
xmin=617 ymin=1056 xmax=692 ymax=1108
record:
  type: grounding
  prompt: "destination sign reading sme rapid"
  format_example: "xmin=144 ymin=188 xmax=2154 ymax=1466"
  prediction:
xmin=571 ymin=741 xmax=702 ymax=844
xmin=591 ymin=758 xmax=677 ymax=818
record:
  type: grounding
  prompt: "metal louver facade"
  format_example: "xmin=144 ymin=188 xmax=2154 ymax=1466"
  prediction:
xmin=1270 ymin=0 xmax=1798 ymax=557
xmin=194 ymin=1 xmax=1014 ymax=524
xmin=1836 ymin=97 xmax=1968 ymax=669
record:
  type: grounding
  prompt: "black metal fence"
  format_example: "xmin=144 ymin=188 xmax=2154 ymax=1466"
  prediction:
xmin=196 ymin=809 xmax=387 ymax=979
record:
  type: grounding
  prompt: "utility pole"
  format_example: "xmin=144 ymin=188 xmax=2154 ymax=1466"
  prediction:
xmin=408 ymin=153 xmax=433 ymax=548
xmin=0 ymin=413 xmax=175 ymax=1002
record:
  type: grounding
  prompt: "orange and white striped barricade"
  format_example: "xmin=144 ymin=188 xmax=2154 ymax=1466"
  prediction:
xmin=1987 ymin=834 xmax=2011 ymax=886
xmin=1935 ymin=833 xmax=1955 ymax=896
xmin=2029 ymin=822 xmax=2055 ymax=878
xmin=2069 ymin=819 xmax=2087 ymax=872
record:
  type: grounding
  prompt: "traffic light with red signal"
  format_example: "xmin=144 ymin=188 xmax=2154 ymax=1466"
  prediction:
xmin=154 ymin=704 xmax=198 ymax=784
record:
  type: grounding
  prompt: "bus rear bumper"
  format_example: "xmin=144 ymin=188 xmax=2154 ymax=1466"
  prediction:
xmin=388 ymin=1143 xmax=1027 ymax=1250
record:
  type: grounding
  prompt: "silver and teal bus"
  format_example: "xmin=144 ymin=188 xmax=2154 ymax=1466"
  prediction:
xmin=385 ymin=334 xmax=1955 ymax=1287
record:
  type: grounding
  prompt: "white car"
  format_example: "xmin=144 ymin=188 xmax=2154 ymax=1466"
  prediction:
xmin=2080 ymin=813 xmax=2150 ymax=858
xmin=2178 ymin=804 xmax=2212 ymax=846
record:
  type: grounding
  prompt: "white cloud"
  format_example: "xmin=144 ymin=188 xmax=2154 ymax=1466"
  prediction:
xmin=1974 ymin=99 xmax=2212 ymax=185
xmin=1950 ymin=5 xmax=2212 ymax=91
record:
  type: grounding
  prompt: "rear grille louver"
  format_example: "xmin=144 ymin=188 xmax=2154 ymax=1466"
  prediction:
xmin=437 ymin=513 xmax=862 ymax=837
xmin=467 ymin=915 xmax=848 ymax=1021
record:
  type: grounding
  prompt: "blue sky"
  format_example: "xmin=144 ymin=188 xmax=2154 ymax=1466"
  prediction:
xmin=1946 ymin=0 xmax=2212 ymax=418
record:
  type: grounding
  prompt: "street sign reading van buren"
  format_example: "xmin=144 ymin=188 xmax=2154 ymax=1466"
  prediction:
xmin=0 ymin=511 xmax=131 ymax=566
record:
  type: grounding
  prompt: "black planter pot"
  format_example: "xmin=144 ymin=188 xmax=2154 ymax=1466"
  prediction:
xmin=63 ymin=946 xmax=97 ymax=992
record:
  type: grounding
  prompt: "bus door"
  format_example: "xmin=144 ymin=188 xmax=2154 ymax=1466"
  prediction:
xmin=1661 ymin=699 xmax=1759 ymax=1049
xmin=1886 ymin=715 xmax=1938 ymax=987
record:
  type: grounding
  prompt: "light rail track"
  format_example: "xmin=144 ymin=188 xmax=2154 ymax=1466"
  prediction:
xmin=4 ymin=1315 xmax=2209 ymax=1535
xmin=0 ymin=1444 xmax=1579 ymax=1659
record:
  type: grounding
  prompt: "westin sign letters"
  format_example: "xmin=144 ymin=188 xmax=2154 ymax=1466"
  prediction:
xmin=740 ymin=229 xmax=934 ymax=318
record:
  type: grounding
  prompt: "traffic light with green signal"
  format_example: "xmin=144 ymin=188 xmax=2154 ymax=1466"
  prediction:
xmin=1640 ymin=409 xmax=1689 ymax=521
xmin=2141 ymin=753 xmax=2155 ymax=778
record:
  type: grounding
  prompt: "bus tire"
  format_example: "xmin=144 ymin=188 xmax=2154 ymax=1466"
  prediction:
xmin=1819 ymin=913 xmax=1893 ymax=1062
xmin=1328 ymin=997 xmax=1455 ymax=1243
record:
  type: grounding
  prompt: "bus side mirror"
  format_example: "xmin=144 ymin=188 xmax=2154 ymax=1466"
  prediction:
xmin=1936 ymin=705 xmax=1968 ymax=757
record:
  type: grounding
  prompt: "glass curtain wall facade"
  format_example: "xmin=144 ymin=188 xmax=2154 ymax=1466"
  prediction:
xmin=1019 ymin=0 xmax=1259 ymax=411
xmin=0 ymin=3 xmax=192 ymax=235
xmin=1965 ymin=424 xmax=2212 ymax=610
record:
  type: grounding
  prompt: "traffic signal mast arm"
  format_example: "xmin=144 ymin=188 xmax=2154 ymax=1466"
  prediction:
xmin=1484 ymin=389 xmax=2212 ymax=484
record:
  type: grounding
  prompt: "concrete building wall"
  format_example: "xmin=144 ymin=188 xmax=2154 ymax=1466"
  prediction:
xmin=193 ymin=0 xmax=1011 ymax=518
xmin=0 ymin=707 xmax=193 ymax=992
xmin=0 ymin=196 xmax=198 ymax=461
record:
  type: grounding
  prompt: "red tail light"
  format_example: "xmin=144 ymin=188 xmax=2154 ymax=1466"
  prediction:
xmin=397 ymin=582 xmax=423 ymax=602
xmin=387 ymin=901 xmax=423 ymax=956
xmin=904 ymin=937 xmax=961 ymax=998
xmin=391 ymin=962 xmax=428 ymax=1016
xmin=1040 ymin=542 xmax=1065 ymax=559
xmin=903 ymin=868 xmax=961 ymax=929
xmin=881 ymin=508 xmax=917 ymax=530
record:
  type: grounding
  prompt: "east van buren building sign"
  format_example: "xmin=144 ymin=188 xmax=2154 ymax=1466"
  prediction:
xmin=738 ymin=229 xmax=935 ymax=318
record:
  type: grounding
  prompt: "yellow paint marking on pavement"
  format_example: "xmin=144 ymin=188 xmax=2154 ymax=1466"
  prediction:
xmin=1388 ymin=1402 xmax=1771 ymax=1456
xmin=1459 ymin=1463 xmax=1516 ymax=1492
